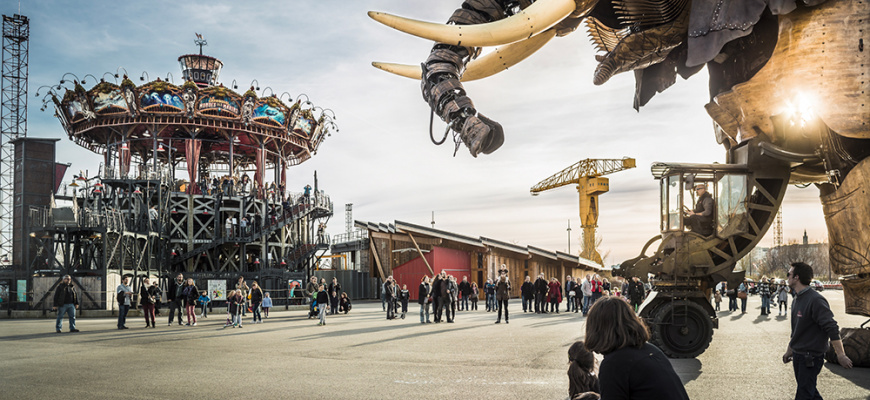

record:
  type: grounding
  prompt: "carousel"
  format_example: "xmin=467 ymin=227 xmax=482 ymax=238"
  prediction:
xmin=27 ymin=36 xmax=336 ymax=310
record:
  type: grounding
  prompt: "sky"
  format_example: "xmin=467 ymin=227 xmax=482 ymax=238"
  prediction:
xmin=3 ymin=0 xmax=830 ymax=266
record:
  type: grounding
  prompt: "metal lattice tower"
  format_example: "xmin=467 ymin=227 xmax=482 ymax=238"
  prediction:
xmin=773 ymin=207 xmax=783 ymax=247
xmin=345 ymin=203 xmax=352 ymax=235
xmin=1 ymin=14 xmax=29 ymax=266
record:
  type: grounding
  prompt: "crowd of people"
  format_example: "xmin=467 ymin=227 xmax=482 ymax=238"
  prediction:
xmin=714 ymin=276 xmax=792 ymax=316
xmin=51 ymin=260 xmax=853 ymax=400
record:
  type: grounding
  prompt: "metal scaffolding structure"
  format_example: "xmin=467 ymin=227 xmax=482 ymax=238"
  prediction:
xmin=1 ymin=14 xmax=29 ymax=267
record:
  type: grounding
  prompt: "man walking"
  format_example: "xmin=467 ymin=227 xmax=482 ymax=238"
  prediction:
xmin=442 ymin=273 xmax=455 ymax=323
xmin=782 ymin=262 xmax=852 ymax=399
xmin=458 ymin=276 xmax=472 ymax=312
xmin=431 ymin=274 xmax=443 ymax=322
xmin=167 ymin=273 xmax=185 ymax=326
xmin=116 ymin=276 xmax=133 ymax=330
xmin=52 ymin=275 xmax=80 ymax=333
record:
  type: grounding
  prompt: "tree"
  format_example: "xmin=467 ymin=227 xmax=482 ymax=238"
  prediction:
xmin=758 ymin=241 xmax=830 ymax=279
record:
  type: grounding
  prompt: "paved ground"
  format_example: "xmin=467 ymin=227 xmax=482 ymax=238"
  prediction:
xmin=0 ymin=291 xmax=867 ymax=400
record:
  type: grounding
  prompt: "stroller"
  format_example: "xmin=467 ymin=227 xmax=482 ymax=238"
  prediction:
xmin=308 ymin=298 xmax=320 ymax=319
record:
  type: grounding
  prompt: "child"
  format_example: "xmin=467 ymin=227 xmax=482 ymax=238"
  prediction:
xmin=777 ymin=284 xmax=790 ymax=316
xmin=198 ymin=291 xmax=210 ymax=318
xmin=399 ymin=284 xmax=410 ymax=319
xmin=316 ymin=284 xmax=329 ymax=326
xmin=714 ymin=290 xmax=722 ymax=311
xmin=262 ymin=292 xmax=272 ymax=318
xmin=567 ymin=341 xmax=600 ymax=399
xmin=339 ymin=292 xmax=351 ymax=314
xmin=223 ymin=290 xmax=236 ymax=328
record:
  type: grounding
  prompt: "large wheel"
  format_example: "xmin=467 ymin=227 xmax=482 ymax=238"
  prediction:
xmin=650 ymin=300 xmax=713 ymax=358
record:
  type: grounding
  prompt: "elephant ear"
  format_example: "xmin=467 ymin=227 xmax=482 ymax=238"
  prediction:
xmin=686 ymin=0 xmax=773 ymax=67
xmin=632 ymin=43 xmax=703 ymax=110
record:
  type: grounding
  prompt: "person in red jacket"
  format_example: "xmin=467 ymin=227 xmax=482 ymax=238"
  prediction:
xmin=548 ymin=277 xmax=563 ymax=313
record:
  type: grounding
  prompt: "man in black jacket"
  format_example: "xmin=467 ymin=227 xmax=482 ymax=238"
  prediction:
xmin=685 ymin=183 xmax=715 ymax=236
xmin=782 ymin=262 xmax=852 ymax=398
xmin=520 ymin=275 xmax=534 ymax=312
xmin=167 ymin=273 xmax=185 ymax=326
xmin=534 ymin=274 xmax=548 ymax=314
xmin=52 ymin=275 xmax=80 ymax=333
xmin=458 ymin=276 xmax=472 ymax=312
xmin=431 ymin=274 xmax=443 ymax=322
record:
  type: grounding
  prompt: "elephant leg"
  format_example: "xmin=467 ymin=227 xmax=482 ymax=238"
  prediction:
xmin=821 ymin=157 xmax=870 ymax=316
xmin=422 ymin=0 xmax=507 ymax=157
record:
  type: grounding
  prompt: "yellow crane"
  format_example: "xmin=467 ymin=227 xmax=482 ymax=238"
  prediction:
xmin=531 ymin=158 xmax=636 ymax=265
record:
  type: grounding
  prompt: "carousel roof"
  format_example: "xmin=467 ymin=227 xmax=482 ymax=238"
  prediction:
xmin=49 ymin=50 xmax=337 ymax=169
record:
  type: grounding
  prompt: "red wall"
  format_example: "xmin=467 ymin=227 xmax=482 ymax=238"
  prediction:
xmin=394 ymin=246 xmax=471 ymax=300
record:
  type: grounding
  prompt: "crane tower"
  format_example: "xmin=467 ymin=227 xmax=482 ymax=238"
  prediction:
xmin=531 ymin=157 xmax=636 ymax=265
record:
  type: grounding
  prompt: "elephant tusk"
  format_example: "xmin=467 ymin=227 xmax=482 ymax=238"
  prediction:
xmin=368 ymin=0 xmax=575 ymax=47
xmin=372 ymin=29 xmax=558 ymax=82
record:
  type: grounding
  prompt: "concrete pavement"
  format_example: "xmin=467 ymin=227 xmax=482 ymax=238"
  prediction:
xmin=0 ymin=291 xmax=866 ymax=399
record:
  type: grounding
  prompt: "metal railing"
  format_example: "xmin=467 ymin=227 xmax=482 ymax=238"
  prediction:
xmin=333 ymin=229 xmax=368 ymax=245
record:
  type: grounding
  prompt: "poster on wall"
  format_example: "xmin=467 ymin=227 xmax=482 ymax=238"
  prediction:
xmin=17 ymin=280 xmax=27 ymax=303
xmin=208 ymin=280 xmax=226 ymax=301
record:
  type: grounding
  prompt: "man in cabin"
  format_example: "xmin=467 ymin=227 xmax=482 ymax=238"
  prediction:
xmin=685 ymin=183 xmax=715 ymax=236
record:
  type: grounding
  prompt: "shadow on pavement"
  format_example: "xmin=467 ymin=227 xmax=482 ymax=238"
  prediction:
xmin=670 ymin=358 xmax=703 ymax=385
xmin=824 ymin=363 xmax=870 ymax=391
xmin=752 ymin=314 xmax=772 ymax=324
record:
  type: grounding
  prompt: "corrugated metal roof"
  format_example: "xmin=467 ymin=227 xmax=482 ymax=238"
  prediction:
xmin=481 ymin=237 xmax=528 ymax=255
xmin=356 ymin=219 xmax=603 ymax=269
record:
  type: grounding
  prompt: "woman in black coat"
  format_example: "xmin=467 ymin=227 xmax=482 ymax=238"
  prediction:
xmin=249 ymin=281 xmax=264 ymax=324
xmin=586 ymin=297 xmax=688 ymax=400
xmin=182 ymin=278 xmax=199 ymax=326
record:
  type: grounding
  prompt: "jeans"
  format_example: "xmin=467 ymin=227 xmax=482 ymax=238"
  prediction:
xmin=442 ymin=300 xmax=453 ymax=322
xmin=118 ymin=304 xmax=130 ymax=328
xmin=319 ymin=304 xmax=327 ymax=324
xmin=460 ymin=296 xmax=469 ymax=311
xmin=185 ymin=305 xmax=197 ymax=324
xmin=729 ymin=297 xmax=738 ymax=311
xmin=740 ymin=297 xmax=747 ymax=313
xmin=583 ymin=295 xmax=592 ymax=315
xmin=497 ymin=299 xmax=509 ymax=322
xmin=780 ymin=300 xmax=788 ymax=313
xmin=550 ymin=299 xmax=560 ymax=313
xmin=232 ymin=313 xmax=242 ymax=326
xmin=566 ymin=294 xmax=575 ymax=312
xmin=471 ymin=298 xmax=477 ymax=310
xmin=486 ymin=294 xmax=496 ymax=311
xmin=252 ymin=303 xmax=262 ymax=322
xmin=56 ymin=304 xmax=76 ymax=331
xmin=522 ymin=295 xmax=533 ymax=312
xmin=168 ymin=299 xmax=183 ymax=324
xmin=142 ymin=303 xmax=156 ymax=326
xmin=381 ymin=291 xmax=386 ymax=311
xmin=200 ymin=303 xmax=208 ymax=317
xmin=792 ymin=353 xmax=824 ymax=400
xmin=761 ymin=295 xmax=770 ymax=314
xmin=420 ymin=303 xmax=430 ymax=322
xmin=387 ymin=298 xmax=396 ymax=319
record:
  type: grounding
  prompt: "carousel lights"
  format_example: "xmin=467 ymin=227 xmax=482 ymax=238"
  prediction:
xmin=140 ymin=71 xmax=150 ymax=82
xmin=82 ymin=74 xmax=99 ymax=85
xmin=59 ymin=72 xmax=80 ymax=86
xmin=231 ymin=79 xmax=239 ymax=89
xmin=261 ymin=87 xmax=274 ymax=97
xmin=115 ymin=67 xmax=129 ymax=79
xmin=250 ymin=79 xmax=260 ymax=91
xmin=165 ymin=72 xmax=174 ymax=83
